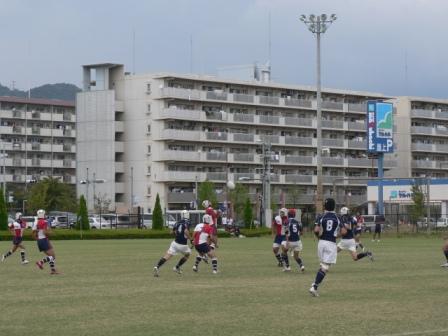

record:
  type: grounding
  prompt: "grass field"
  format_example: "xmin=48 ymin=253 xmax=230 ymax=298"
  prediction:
xmin=0 ymin=235 xmax=447 ymax=336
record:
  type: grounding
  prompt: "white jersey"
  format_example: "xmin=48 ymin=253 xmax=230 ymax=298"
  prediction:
xmin=193 ymin=223 xmax=212 ymax=245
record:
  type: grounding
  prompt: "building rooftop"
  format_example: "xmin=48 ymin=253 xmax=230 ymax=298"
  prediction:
xmin=0 ymin=96 xmax=75 ymax=107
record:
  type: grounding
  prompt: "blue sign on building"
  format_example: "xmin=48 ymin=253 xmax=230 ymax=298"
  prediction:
xmin=367 ymin=101 xmax=394 ymax=153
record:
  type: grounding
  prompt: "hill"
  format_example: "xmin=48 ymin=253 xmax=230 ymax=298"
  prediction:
xmin=0 ymin=83 xmax=80 ymax=101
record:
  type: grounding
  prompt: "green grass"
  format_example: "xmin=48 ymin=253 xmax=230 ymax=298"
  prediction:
xmin=0 ymin=235 xmax=447 ymax=336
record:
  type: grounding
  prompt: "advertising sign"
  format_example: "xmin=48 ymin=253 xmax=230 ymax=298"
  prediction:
xmin=367 ymin=101 xmax=394 ymax=153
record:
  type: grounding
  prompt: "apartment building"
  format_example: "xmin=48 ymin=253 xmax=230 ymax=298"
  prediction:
xmin=0 ymin=96 xmax=76 ymax=190
xmin=77 ymin=63 xmax=399 ymax=213
xmin=393 ymin=96 xmax=448 ymax=179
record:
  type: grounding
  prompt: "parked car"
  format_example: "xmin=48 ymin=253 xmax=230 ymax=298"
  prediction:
xmin=21 ymin=216 xmax=38 ymax=229
xmin=89 ymin=216 xmax=110 ymax=229
xmin=142 ymin=213 xmax=152 ymax=229
xmin=436 ymin=217 xmax=448 ymax=228
xmin=416 ymin=217 xmax=436 ymax=228
xmin=361 ymin=215 xmax=388 ymax=233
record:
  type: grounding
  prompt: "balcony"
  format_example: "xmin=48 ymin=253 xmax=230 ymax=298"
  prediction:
xmin=31 ymin=143 xmax=40 ymax=151
xmin=233 ymin=133 xmax=254 ymax=142
xmin=206 ymin=91 xmax=228 ymax=101
xmin=284 ymin=117 xmax=313 ymax=127
xmin=158 ymin=108 xmax=201 ymax=121
xmin=435 ymin=127 xmax=448 ymax=136
xmin=206 ymin=172 xmax=227 ymax=181
xmin=206 ymin=132 xmax=228 ymax=141
xmin=284 ymin=98 xmax=312 ymax=108
xmin=259 ymin=115 xmax=280 ymax=124
xmin=322 ymin=138 xmax=344 ymax=147
xmin=233 ymin=113 xmax=254 ymax=123
xmin=232 ymin=153 xmax=254 ymax=162
xmin=322 ymin=157 xmax=344 ymax=165
xmin=206 ymin=152 xmax=227 ymax=161
xmin=157 ymin=150 xmax=201 ymax=162
xmin=347 ymin=158 xmax=372 ymax=167
xmin=322 ymin=101 xmax=343 ymax=110
xmin=258 ymin=96 xmax=279 ymax=105
xmin=63 ymin=159 xmax=75 ymax=168
xmin=115 ymin=182 xmax=125 ymax=193
xmin=347 ymin=122 xmax=365 ymax=131
xmin=161 ymin=129 xmax=200 ymax=142
xmin=63 ymin=144 xmax=73 ymax=152
xmin=411 ymin=126 xmax=433 ymax=135
xmin=233 ymin=93 xmax=254 ymax=103
xmin=285 ymin=175 xmax=313 ymax=183
xmin=411 ymin=160 xmax=436 ymax=169
xmin=160 ymin=87 xmax=201 ymax=100
xmin=205 ymin=111 xmax=224 ymax=121
xmin=347 ymin=140 xmax=367 ymax=149
xmin=322 ymin=120 xmax=344 ymax=129
xmin=115 ymin=121 xmax=124 ymax=133
xmin=435 ymin=111 xmax=448 ymax=120
xmin=284 ymin=136 xmax=313 ymax=146
xmin=285 ymin=155 xmax=313 ymax=164
xmin=411 ymin=109 xmax=433 ymax=118
xmin=258 ymin=134 xmax=279 ymax=144
xmin=411 ymin=143 xmax=434 ymax=152
xmin=348 ymin=103 xmax=367 ymax=113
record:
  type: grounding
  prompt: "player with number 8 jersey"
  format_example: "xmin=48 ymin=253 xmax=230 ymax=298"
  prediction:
xmin=309 ymin=198 xmax=345 ymax=297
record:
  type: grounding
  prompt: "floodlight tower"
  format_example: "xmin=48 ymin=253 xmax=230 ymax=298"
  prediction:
xmin=299 ymin=14 xmax=337 ymax=213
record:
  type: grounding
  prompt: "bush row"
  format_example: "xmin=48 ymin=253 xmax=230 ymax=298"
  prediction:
xmin=0 ymin=228 xmax=273 ymax=241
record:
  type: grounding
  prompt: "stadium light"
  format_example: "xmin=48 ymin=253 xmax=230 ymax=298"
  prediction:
xmin=299 ymin=13 xmax=337 ymax=213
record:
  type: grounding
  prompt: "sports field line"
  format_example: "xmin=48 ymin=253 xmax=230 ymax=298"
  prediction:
xmin=376 ymin=329 xmax=448 ymax=336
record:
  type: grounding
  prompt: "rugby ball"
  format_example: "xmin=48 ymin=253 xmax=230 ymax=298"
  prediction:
xmin=226 ymin=181 xmax=236 ymax=190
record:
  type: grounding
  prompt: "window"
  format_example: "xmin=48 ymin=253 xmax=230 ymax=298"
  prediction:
xmin=147 ymin=124 xmax=151 ymax=134
xmin=147 ymin=104 xmax=151 ymax=113
xmin=147 ymin=145 xmax=151 ymax=155
xmin=146 ymin=83 xmax=151 ymax=94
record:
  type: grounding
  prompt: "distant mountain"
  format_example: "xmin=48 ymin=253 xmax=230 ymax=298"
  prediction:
xmin=0 ymin=83 xmax=81 ymax=101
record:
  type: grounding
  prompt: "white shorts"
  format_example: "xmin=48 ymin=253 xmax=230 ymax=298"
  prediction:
xmin=318 ymin=240 xmax=337 ymax=265
xmin=273 ymin=240 xmax=288 ymax=248
xmin=287 ymin=240 xmax=303 ymax=252
xmin=337 ymin=238 xmax=357 ymax=252
xmin=167 ymin=241 xmax=191 ymax=256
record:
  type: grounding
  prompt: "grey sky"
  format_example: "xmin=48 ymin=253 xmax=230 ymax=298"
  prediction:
xmin=1 ymin=0 xmax=447 ymax=98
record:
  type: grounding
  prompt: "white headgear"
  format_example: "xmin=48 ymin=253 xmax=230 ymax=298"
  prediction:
xmin=37 ymin=209 xmax=46 ymax=219
xmin=15 ymin=212 xmax=22 ymax=220
xmin=279 ymin=208 xmax=288 ymax=216
xmin=340 ymin=207 xmax=349 ymax=216
xmin=181 ymin=210 xmax=190 ymax=220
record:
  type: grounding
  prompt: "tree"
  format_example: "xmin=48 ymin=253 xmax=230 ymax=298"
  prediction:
xmin=76 ymin=195 xmax=89 ymax=230
xmin=198 ymin=180 xmax=217 ymax=209
xmin=27 ymin=177 xmax=77 ymax=214
xmin=286 ymin=187 xmax=302 ymax=209
xmin=410 ymin=183 xmax=425 ymax=226
xmin=94 ymin=193 xmax=112 ymax=213
xmin=228 ymin=183 xmax=248 ymax=219
xmin=152 ymin=193 xmax=164 ymax=230
xmin=243 ymin=197 xmax=253 ymax=229
xmin=0 ymin=188 xmax=8 ymax=230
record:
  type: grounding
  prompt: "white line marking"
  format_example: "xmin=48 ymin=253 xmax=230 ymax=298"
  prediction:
xmin=376 ymin=329 xmax=448 ymax=336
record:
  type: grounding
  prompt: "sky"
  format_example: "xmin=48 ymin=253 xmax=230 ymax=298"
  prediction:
xmin=0 ymin=0 xmax=447 ymax=98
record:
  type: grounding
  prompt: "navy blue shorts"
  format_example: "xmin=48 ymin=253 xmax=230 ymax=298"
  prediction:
xmin=13 ymin=237 xmax=23 ymax=245
xmin=273 ymin=235 xmax=286 ymax=245
xmin=195 ymin=243 xmax=210 ymax=254
xmin=375 ymin=225 xmax=381 ymax=233
xmin=37 ymin=238 xmax=51 ymax=252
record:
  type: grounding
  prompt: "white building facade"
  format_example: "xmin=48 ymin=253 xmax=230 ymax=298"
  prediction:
xmin=77 ymin=63 xmax=399 ymax=212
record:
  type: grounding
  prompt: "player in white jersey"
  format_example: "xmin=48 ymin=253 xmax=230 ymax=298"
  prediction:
xmin=192 ymin=214 xmax=219 ymax=274
xmin=1 ymin=212 xmax=29 ymax=265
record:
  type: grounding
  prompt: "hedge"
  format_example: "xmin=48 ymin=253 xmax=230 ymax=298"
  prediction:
xmin=0 ymin=228 xmax=272 ymax=241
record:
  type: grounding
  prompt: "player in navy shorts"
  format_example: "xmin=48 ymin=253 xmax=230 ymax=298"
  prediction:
xmin=1 ymin=212 xmax=29 ymax=265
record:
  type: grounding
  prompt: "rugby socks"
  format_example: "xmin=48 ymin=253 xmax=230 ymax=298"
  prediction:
xmin=295 ymin=257 xmax=303 ymax=268
xmin=194 ymin=256 xmax=202 ymax=267
xmin=41 ymin=256 xmax=51 ymax=264
xmin=3 ymin=250 xmax=12 ymax=259
xmin=156 ymin=257 xmax=167 ymax=269
xmin=211 ymin=258 xmax=218 ymax=272
xmin=356 ymin=252 xmax=368 ymax=260
xmin=176 ymin=257 xmax=188 ymax=268
xmin=48 ymin=256 xmax=56 ymax=272
xmin=313 ymin=269 xmax=326 ymax=289
xmin=275 ymin=253 xmax=283 ymax=265
xmin=282 ymin=253 xmax=289 ymax=268
xmin=20 ymin=250 xmax=26 ymax=262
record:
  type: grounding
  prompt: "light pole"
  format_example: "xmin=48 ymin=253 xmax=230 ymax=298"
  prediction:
xmin=1 ymin=142 xmax=7 ymax=198
xmin=300 ymin=13 xmax=337 ymax=213
xmin=80 ymin=168 xmax=106 ymax=212
xmin=130 ymin=166 xmax=134 ymax=210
